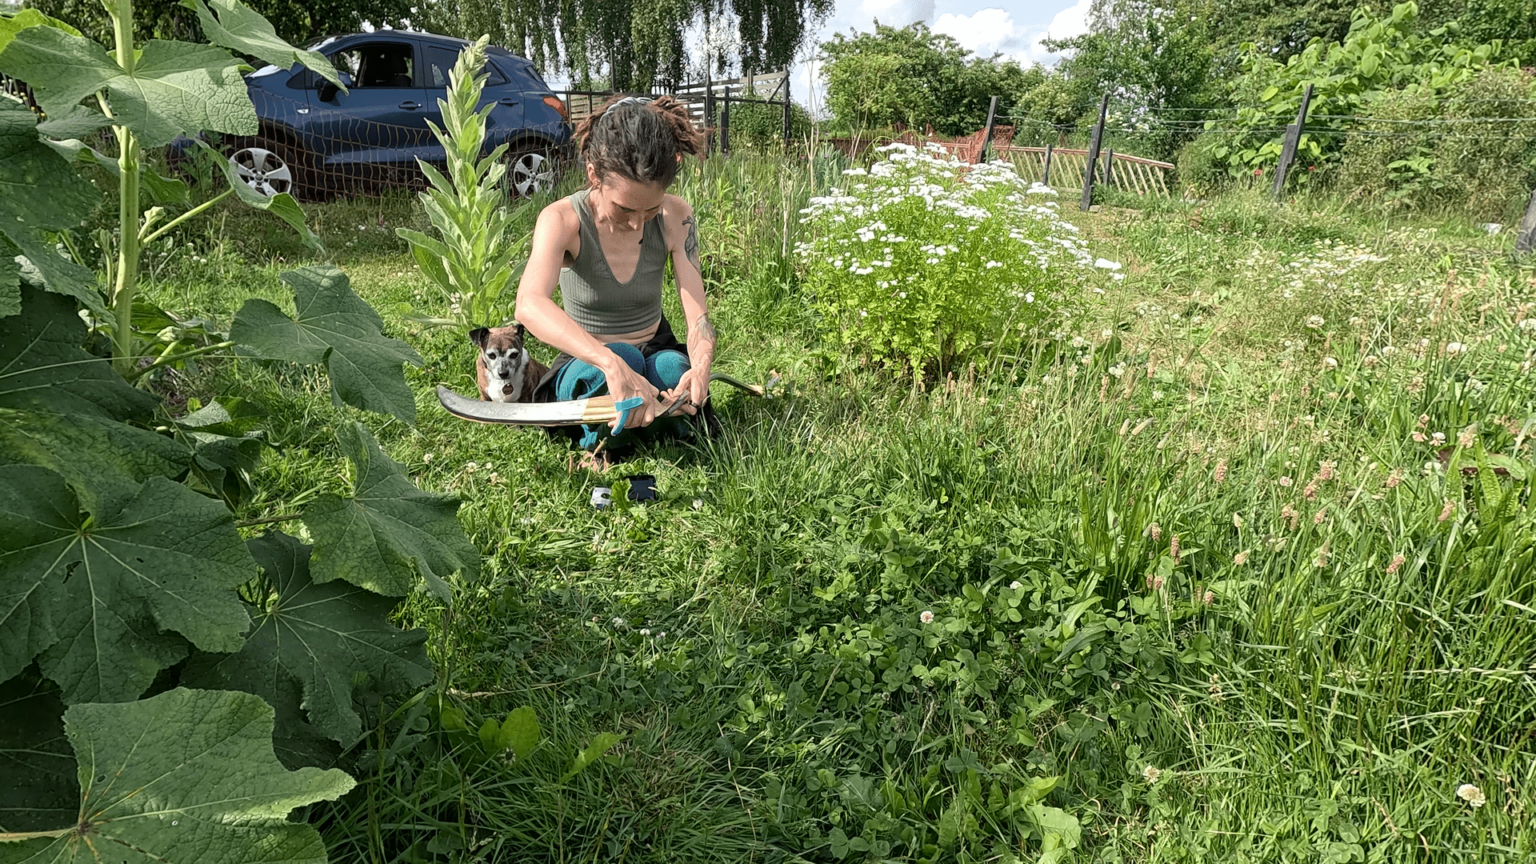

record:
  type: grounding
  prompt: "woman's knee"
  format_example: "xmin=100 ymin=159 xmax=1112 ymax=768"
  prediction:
xmin=646 ymin=350 xmax=690 ymax=389
xmin=604 ymin=342 xmax=646 ymax=373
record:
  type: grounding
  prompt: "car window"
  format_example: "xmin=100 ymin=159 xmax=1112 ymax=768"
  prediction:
xmin=425 ymin=46 xmax=508 ymax=88
xmin=327 ymin=42 xmax=415 ymax=88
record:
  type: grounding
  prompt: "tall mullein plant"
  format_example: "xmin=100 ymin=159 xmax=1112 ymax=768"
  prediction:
xmin=398 ymin=36 xmax=528 ymax=330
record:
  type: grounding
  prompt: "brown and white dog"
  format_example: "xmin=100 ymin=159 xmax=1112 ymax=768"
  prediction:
xmin=471 ymin=324 xmax=548 ymax=403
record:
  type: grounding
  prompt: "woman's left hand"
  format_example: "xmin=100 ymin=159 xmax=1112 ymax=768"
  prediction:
xmin=663 ymin=366 xmax=711 ymax=416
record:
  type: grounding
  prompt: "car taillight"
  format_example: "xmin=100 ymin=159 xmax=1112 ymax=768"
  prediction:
xmin=543 ymin=96 xmax=568 ymax=120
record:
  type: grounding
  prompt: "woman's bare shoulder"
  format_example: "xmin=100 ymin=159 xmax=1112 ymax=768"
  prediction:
xmin=535 ymin=196 xmax=581 ymax=258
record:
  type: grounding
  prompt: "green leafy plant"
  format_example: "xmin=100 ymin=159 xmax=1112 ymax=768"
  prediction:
xmin=795 ymin=143 xmax=1107 ymax=376
xmin=1206 ymin=0 xmax=1528 ymax=195
xmin=0 ymin=0 xmax=476 ymax=855
xmin=397 ymin=35 xmax=530 ymax=331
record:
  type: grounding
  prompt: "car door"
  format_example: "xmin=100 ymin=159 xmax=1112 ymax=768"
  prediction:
xmin=305 ymin=38 xmax=434 ymax=171
xmin=421 ymin=44 xmax=524 ymax=166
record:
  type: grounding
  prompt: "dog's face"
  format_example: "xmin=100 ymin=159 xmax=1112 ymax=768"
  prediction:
xmin=470 ymin=324 xmax=530 ymax=400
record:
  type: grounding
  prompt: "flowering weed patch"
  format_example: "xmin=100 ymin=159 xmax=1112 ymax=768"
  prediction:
xmin=795 ymin=143 xmax=1114 ymax=375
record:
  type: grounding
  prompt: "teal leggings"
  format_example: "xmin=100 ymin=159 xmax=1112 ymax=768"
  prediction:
xmin=554 ymin=343 xmax=691 ymax=450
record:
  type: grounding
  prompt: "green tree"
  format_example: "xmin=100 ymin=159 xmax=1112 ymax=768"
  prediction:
xmin=1045 ymin=0 xmax=1220 ymax=158
xmin=820 ymin=22 xmax=1036 ymax=137
xmin=418 ymin=0 xmax=834 ymax=92
xmin=23 ymin=0 xmax=411 ymax=48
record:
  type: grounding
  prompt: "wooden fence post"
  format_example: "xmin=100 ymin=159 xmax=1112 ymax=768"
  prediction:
xmin=1272 ymin=83 xmax=1314 ymax=202
xmin=1081 ymin=93 xmax=1109 ymax=212
xmin=1518 ymin=186 xmax=1536 ymax=256
xmin=1104 ymin=148 xmax=1114 ymax=188
xmin=977 ymin=95 xmax=999 ymax=163
xmin=1042 ymin=142 xmax=1054 ymax=186
xmin=721 ymin=85 xmax=731 ymax=155
xmin=782 ymin=74 xmax=792 ymax=147
xmin=703 ymin=74 xmax=714 ymax=156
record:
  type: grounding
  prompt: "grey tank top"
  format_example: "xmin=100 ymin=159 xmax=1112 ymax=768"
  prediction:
xmin=558 ymin=188 xmax=668 ymax=334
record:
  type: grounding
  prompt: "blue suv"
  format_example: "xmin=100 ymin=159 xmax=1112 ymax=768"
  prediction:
xmin=213 ymin=31 xmax=573 ymax=200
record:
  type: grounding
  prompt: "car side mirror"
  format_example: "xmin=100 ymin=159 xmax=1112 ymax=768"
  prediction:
xmin=318 ymin=81 xmax=339 ymax=102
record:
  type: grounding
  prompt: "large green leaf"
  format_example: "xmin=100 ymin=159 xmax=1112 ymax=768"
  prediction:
xmin=0 ymin=465 xmax=256 ymax=704
xmin=303 ymin=422 xmax=477 ymax=595
xmin=186 ymin=532 xmax=432 ymax=745
xmin=0 ymin=244 xmax=17 ymax=319
xmin=0 ymin=688 xmax=354 ymax=864
xmin=193 ymin=138 xmax=320 ymax=249
xmin=0 ymin=9 xmax=80 ymax=55
xmin=181 ymin=0 xmax=345 ymax=90
xmin=230 ymin=266 xmax=422 ymax=423
xmin=46 ymin=137 xmax=190 ymax=206
xmin=0 ymin=670 xmax=77 ymax=832
xmin=0 ymin=285 xmax=187 ymax=504
xmin=0 ymin=27 xmax=255 ymax=148
xmin=0 ymin=99 xmax=103 ymax=313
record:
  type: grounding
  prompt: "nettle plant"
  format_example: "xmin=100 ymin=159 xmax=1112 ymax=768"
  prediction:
xmin=795 ymin=143 xmax=1116 ymax=377
xmin=0 ymin=0 xmax=480 ymax=857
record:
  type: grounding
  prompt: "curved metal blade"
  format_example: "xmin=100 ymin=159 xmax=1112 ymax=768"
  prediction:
xmin=436 ymin=386 xmax=617 ymax=426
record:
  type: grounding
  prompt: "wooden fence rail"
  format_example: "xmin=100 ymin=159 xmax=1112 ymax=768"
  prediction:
xmin=1004 ymin=145 xmax=1172 ymax=196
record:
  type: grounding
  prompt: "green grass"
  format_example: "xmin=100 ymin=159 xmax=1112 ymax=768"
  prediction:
xmin=137 ymin=157 xmax=1536 ymax=863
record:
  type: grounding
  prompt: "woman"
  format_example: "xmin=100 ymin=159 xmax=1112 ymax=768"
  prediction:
xmin=516 ymin=94 xmax=714 ymax=451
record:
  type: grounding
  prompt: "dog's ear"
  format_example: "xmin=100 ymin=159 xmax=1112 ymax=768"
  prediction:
xmin=469 ymin=327 xmax=490 ymax=349
xmin=514 ymin=322 xmax=526 ymax=340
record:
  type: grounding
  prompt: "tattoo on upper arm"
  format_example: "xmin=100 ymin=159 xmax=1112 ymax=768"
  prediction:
xmin=682 ymin=215 xmax=700 ymax=270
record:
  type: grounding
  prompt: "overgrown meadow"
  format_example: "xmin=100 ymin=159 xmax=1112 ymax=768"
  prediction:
xmin=117 ymin=152 xmax=1536 ymax=862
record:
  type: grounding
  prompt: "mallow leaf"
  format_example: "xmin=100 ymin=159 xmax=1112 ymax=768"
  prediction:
xmin=0 ymin=244 xmax=17 ymax=318
xmin=0 ymin=99 xmax=103 ymax=313
xmin=0 ymin=27 xmax=255 ymax=147
xmin=0 ymin=285 xmax=187 ymax=506
xmin=186 ymin=531 xmax=432 ymax=745
xmin=0 ymin=670 xmax=77 ymax=832
xmin=303 ymin=422 xmax=478 ymax=595
xmin=0 ymin=465 xmax=255 ymax=704
xmin=0 ymin=8 xmax=79 ymax=56
xmin=181 ymin=0 xmax=345 ymax=90
xmin=230 ymin=265 xmax=422 ymax=423
xmin=0 ymin=688 xmax=354 ymax=864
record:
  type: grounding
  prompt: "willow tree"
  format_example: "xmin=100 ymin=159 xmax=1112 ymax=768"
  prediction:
xmin=420 ymin=0 xmax=832 ymax=90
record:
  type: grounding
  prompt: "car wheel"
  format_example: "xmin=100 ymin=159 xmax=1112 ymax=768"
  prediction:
xmin=228 ymin=142 xmax=305 ymax=198
xmin=504 ymin=146 xmax=558 ymax=197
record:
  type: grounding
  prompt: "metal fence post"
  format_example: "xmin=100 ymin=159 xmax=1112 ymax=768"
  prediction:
xmin=1518 ymin=185 xmax=1536 ymax=256
xmin=721 ymin=85 xmax=731 ymax=155
xmin=978 ymin=95 xmax=999 ymax=163
xmin=1081 ymin=93 xmax=1109 ymax=212
xmin=1042 ymin=142 xmax=1054 ymax=186
xmin=1272 ymin=83 xmax=1314 ymax=201
xmin=703 ymin=73 xmax=714 ymax=156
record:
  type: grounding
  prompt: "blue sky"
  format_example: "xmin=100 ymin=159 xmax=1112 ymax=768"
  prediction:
xmin=789 ymin=0 xmax=1091 ymax=112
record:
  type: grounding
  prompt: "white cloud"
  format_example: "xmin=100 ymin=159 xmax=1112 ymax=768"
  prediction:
xmin=933 ymin=8 xmax=1028 ymax=59
xmin=860 ymin=0 xmax=938 ymax=27
xmin=1029 ymin=0 xmax=1091 ymax=61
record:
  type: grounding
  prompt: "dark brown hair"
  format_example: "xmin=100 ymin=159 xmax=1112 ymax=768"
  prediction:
xmin=576 ymin=95 xmax=705 ymax=189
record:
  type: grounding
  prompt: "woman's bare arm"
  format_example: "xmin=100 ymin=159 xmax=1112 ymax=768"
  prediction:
xmin=662 ymin=196 xmax=714 ymax=412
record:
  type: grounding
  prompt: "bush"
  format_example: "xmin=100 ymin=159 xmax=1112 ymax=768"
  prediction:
xmin=794 ymin=143 xmax=1113 ymax=376
xmin=1433 ymin=66 xmax=1536 ymax=219
xmin=715 ymin=98 xmax=814 ymax=150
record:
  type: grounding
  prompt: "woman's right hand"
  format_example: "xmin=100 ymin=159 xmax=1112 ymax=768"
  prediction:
xmin=602 ymin=355 xmax=660 ymax=431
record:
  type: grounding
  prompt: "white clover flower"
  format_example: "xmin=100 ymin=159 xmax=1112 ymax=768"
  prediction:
xmin=1094 ymin=258 xmax=1122 ymax=270
xmin=1010 ymin=580 xmax=1022 ymax=590
xmin=1456 ymin=783 xmax=1486 ymax=807
xmin=1025 ymin=292 xmax=1035 ymax=303
xmin=611 ymin=617 xmax=625 ymax=628
xmin=1323 ymin=357 xmax=1338 ymax=369
xmin=1445 ymin=342 xmax=1467 ymax=356
xmin=1305 ymin=315 xmax=1325 ymax=329
xmin=919 ymin=610 xmax=935 ymax=624
xmin=639 ymin=628 xmax=650 ymax=636
xmin=1143 ymin=766 xmax=1162 ymax=784
xmin=1108 ymin=364 xmax=1126 ymax=379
